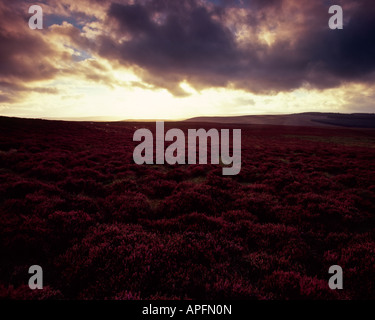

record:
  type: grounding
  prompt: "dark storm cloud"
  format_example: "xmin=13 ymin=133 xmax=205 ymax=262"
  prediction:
xmin=1 ymin=0 xmax=375 ymax=101
xmin=316 ymin=2 xmax=375 ymax=80
xmin=93 ymin=0 xmax=375 ymax=95
xmin=0 ymin=2 xmax=59 ymax=81
xmin=102 ymin=1 xmax=239 ymax=95
xmin=0 ymin=30 xmax=58 ymax=82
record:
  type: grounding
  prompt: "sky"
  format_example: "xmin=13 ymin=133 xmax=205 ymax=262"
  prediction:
xmin=0 ymin=0 xmax=374 ymax=120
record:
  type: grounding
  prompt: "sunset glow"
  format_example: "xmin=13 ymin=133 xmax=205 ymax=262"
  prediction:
xmin=1 ymin=0 xmax=374 ymax=120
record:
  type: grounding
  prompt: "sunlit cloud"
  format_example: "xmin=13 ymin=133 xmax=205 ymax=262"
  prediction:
xmin=0 ymin=0 xmax=374 ymax=120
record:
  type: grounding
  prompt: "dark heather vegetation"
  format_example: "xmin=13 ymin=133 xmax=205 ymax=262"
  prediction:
xmin=0 ymin=116 xmax=374 ymax=300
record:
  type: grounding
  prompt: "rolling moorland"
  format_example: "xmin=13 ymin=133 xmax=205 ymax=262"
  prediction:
xmin=186 ymin=112 xmax=375 ymax=128
xmin=0 ymin=116 xmax=374 ymax=299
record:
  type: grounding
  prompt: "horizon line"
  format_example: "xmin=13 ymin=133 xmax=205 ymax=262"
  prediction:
xmin=1 ymin=111 xmax=375 ymax=123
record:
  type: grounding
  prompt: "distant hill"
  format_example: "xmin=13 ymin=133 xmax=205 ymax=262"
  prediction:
xmin=185 ymin=113 xmax=375 ymax=128
xmin=2 ymin=113 xmax=375 ymax=128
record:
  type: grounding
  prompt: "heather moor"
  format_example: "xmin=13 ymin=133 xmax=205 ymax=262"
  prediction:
xmin=0 ymin=117 xmax=374 ymax=299
xmin=133 ymin=121 xmax=241 ymax=175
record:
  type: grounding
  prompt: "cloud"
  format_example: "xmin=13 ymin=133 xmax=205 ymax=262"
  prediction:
xmin=1 ymin=0 xmax=375 ymax=109
xmin=0 ymin=1 xmax=122 ymax=104
xmin=0 ymin=2 xmax=71 ymax=103
xmin=0 ymin=3 xmax=60 ymax=83
xmin=100 ymin=1 xmax=238 ymax=95
xmin=88 ymin=0 xmax=375 ymax=95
